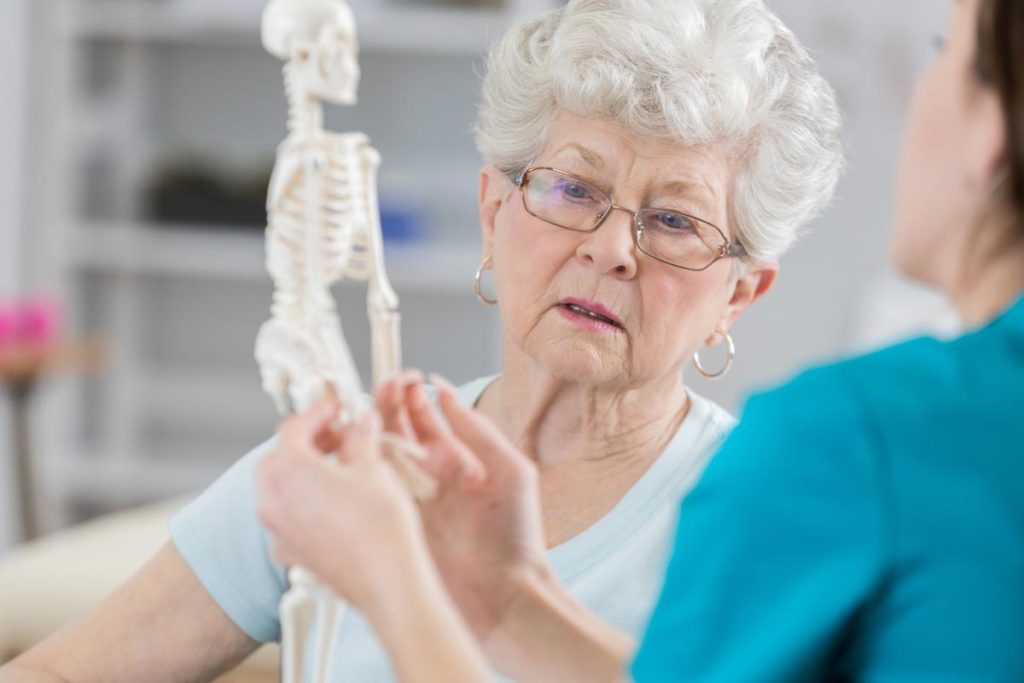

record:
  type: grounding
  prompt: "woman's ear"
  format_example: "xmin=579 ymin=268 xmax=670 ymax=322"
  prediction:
xmin=479 ymin=166 xmax=507 ymax=258
xmin=708 ymin=261 xmax=779 ymax=344
xmin=964 ymin=85 xmax=1008 ymax=191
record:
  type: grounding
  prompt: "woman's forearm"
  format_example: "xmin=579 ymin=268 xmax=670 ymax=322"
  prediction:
xmin=486 ymin=567 xmax=635 ymax=683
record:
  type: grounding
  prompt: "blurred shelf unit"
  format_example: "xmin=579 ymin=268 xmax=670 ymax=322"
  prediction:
xmin=67 ymin=1 xmax=541 ymax=54
xmin=70 ymin=222 xmax=484 ymax=290
xmin=32 ymin=0 xmax=546 ymax=524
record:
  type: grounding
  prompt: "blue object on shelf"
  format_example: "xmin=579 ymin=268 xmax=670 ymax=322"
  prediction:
xmin=379 ymin=201 xmax=427 ymax=243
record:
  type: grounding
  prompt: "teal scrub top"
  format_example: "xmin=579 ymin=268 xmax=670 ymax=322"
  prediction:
xmin=633 ymin=292 xmax=1024 ymax=682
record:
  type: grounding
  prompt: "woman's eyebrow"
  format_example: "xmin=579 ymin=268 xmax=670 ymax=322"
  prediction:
xmin=655 ymin=178 xmax=718 ymax=207
xmin=551 ymin=143 xmax=606 ymax=169
xmin=548 ymin=145 xmax=719 ymax=208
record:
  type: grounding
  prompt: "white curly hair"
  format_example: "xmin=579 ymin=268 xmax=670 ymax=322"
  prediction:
xmin=475 ymin=0 xmax=843 ymax=263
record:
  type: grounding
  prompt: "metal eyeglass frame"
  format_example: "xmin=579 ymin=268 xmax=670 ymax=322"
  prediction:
xmin=513 ymin=166 xmax=746 ymax=272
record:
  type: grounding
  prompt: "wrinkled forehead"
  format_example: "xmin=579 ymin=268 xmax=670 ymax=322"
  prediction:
xmin=538 ymin=115 xmax=732 ymax=202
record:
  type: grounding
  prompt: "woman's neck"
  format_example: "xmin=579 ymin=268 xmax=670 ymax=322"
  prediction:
xmin=950 ymin=223 xmax=1024 ymax=327
xmin=477 ymin=351 xmax=691 ymax=472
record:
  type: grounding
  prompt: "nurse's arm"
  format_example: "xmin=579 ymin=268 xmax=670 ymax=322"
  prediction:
xmin=479 ymin=567 xmax=634 ymax=683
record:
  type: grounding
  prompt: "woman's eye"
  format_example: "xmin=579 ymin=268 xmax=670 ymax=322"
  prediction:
xmin=655 ymin=212 xmax=694 ymax=231
xmin=559 ymin=181 xmax=595 ymax=201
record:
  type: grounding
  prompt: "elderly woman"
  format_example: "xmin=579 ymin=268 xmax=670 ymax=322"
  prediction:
xmin=0 ymin=0 xmax=839 ymax=681
xmin=249 ymin=0 xmax=1024 ymax=682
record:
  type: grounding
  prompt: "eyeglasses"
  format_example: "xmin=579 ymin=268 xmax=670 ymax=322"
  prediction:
xmin=513 ymin=167 xmax=745 ymax=272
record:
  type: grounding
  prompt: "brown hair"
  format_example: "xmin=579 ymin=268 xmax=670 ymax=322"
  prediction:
xmin=974 ymin=0 xmax=1024 ymax=219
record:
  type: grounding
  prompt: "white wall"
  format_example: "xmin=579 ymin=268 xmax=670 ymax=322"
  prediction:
xmin=0 ymin=0 xmax=28 ymax=554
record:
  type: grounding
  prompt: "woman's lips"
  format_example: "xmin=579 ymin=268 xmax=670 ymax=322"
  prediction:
xmin=556 ymin=298 xmax=625 ymax=332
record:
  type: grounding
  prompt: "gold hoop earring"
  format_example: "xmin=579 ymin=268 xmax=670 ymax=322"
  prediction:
xmin=692 ymin=331 xmax=735 ymax=380
xmin=475 ymin=256 xmax=498 ymax=306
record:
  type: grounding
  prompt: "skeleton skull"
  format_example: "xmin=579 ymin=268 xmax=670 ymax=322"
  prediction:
xmin=262 ymin=0 xmax=361 ymax=104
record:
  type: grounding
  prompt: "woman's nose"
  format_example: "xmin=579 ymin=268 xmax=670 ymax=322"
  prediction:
xmin=575 ymin=205 xmax=639 ymax=279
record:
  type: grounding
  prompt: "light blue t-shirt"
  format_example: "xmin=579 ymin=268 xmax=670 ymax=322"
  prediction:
xmin=170 ymin=376 xmax=733 ymax=681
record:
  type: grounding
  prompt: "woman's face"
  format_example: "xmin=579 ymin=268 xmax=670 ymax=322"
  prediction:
xmin=479 ymin=111 xmax=771 ymax=390
xmin=893 ymin=0 xmax=1003 ymax=287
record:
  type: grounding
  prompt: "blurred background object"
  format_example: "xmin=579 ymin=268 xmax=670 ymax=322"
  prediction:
xmin=0 ymin=0 xmax=958 ymax=673
xmin=0 ymin=294 xmax=106 ymax=543
xmin=145 ymin=157 xmax=273 ymax=228
xmin=1 ymin=294 xmax=63 ymax=543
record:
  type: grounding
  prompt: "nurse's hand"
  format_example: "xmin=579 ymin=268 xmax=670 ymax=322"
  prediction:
xmin=257 ymin=400 xmax=496 ymax=683
xmin=256 ymin=402 xmax=432 ymax=617
xmin=374 ymin=374 xmax=551 ymax=640
xmin=377 ymin=377 xmax=634 ymax=683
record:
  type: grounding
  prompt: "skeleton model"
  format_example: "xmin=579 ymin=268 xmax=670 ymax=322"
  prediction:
xmin=255 ymin=1 xmax=435 ymax=680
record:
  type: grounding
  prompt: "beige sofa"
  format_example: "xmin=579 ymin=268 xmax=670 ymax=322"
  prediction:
xmin=0 ymin=500 xmax=278 ymax=682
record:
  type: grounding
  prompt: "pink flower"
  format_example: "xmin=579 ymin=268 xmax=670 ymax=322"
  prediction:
xmin=17 ymin=295 xmax=62 ymax=350
xmin=0 ymin=294 xmax=63 ymax=352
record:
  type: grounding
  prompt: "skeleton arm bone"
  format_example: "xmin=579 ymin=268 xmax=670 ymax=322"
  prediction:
xmin=358 ymin=145 xmax=403 ymax=386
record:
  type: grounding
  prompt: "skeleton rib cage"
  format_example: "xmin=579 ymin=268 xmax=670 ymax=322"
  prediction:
xmin=257 ymin=129 xmax=387 ymax=417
